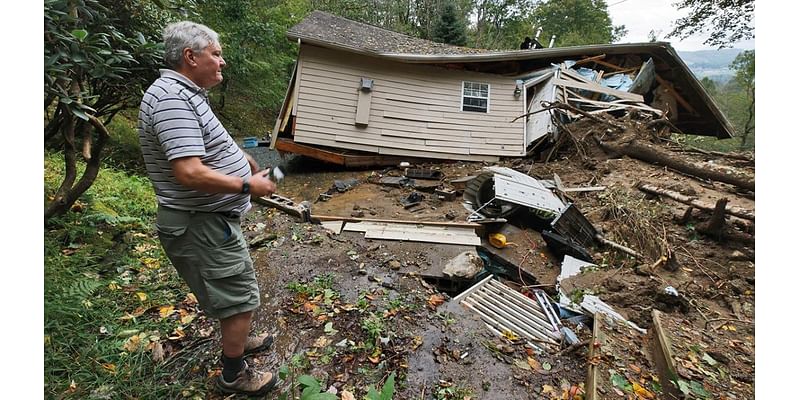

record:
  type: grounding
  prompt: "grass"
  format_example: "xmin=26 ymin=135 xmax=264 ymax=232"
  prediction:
xmin=44 ymin=152 xmax=212 ymax=399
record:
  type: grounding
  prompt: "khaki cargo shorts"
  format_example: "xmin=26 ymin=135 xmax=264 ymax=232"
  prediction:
xmin=156 ymin=206 xmax=260 ymax=319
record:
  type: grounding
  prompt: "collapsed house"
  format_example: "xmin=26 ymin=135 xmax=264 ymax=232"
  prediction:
xmin=270 ymin=10 xmax=734 ymax=166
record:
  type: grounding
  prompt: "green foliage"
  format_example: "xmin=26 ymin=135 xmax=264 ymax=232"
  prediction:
xmin=680 ymin=50 xmax=755 ymax=152
xmin=431 ymin=2 xmax=468 ymax=46
xmin=361 ymin=312 xmax=385 ymax=343
xmin=297 ymin=375 xmax=338 ymax=400
xmin=366 ymin=372 xmax=396 ymax=400
xmin=668 ymin=0 xmax=754 ymax=48
xmin=533 ymin=0 xmax=626 ymax=47
xmin=197 ymin=0 xmax=306 ymax=136
xmin=44 ymin=152 xmax=204 ymax=398
xmin=471 ymin=0 xmax=537 ymax=49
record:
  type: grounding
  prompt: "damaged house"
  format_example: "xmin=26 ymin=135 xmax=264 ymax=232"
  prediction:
xmin=271 ymin=11 xmax=734 ymax=165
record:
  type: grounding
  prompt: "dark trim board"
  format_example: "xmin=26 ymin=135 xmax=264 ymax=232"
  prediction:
xmin=274 ymin=137 xmax=430 ymax=167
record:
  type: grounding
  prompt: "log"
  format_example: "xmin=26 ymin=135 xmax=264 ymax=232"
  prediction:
xmin=599 ymin=139 xmax=755 ymax=192
xmin=637 ymin=183 xmax=755 ymax=221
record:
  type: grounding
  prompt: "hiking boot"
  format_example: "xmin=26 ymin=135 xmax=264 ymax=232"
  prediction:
xmin=243 ymin=332 xmax=274 ymax=356
xmin=216 ymin=361 xmax=278 ymax=396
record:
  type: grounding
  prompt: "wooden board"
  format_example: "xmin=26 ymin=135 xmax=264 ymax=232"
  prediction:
xmin=343 ymin=221 xmax=480 ymax=246
xmin=553 ymin=78 xmax=644 ymax=102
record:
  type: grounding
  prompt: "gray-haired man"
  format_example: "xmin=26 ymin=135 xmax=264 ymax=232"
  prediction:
xmin=138 ymin=21 xmax=278 ymax=396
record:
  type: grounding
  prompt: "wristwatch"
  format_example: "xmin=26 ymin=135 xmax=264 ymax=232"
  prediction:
xmin=241 ymin=177 xmax=250 ymax=194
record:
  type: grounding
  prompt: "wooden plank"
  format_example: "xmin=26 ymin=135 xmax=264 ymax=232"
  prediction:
xmin=274 ymin=138 xmax=345 ymax=165
xmin=378 ymin=146 xmax=498 ymax=162
xmin=654 ymin=74 xmax=698 ymax=115
xmin=364 ymin=229 xmax=481 ymax=246
xmin=650 ymin=310 xmax=681 ymax=399
xmin=320 ymin=221 xmax=344 ymax=234
xmin=585 ymin=311 xmax=601 ymax=400
xmin=574 ymin=54 xmax=606 ymax=67
xmin=553 ymin=78 xmax=644 ymax=102
xmin=315 ymin=216 xmax=482 ymax=228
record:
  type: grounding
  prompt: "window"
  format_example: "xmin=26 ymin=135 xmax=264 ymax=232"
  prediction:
xmin=462 ymin=81 xmax=489 ymax=113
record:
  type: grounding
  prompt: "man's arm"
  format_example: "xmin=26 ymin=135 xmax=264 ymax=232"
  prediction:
xmin=171 ymin=156 xmax=276 ymax=197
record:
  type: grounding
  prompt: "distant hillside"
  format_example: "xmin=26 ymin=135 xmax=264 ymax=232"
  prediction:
xmin=677 ymin=48 xmax=746 ymax=83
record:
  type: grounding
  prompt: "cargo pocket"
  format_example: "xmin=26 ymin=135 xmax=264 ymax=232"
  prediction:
xmin=200 ymin=261 xmax=253 ymax=311
xmin=156 ymin=209 xmax=192 ymax=257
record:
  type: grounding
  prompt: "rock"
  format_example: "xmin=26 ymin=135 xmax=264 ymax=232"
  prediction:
xmin=442 ymin=250 xmax=484 ymax=279
xmin=351 ymin=210 xmax=365 ymax=218
xmin=388 ymin=260 xmax=402 ymax=270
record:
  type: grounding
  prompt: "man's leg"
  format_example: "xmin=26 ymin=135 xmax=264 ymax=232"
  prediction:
xmin=220 ymin=311 xmax=252 ymax=382
xmin=221 ymin=311 xmax=253 ymax=358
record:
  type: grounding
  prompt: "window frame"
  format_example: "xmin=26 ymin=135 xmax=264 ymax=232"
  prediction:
xmin=460 ymin=81 xmax=490 ymax=113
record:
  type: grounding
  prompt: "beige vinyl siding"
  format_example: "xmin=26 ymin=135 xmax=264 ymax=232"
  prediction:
xmin=293 ymin=45 xmax=526 ymax=161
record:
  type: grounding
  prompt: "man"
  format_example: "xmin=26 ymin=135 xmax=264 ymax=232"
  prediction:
xmin=138 ymin=21 xmax=279 ymax=396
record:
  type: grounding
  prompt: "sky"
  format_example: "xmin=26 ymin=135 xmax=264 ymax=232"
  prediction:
xmin=607 ymin=0 xmax=755 ymax=51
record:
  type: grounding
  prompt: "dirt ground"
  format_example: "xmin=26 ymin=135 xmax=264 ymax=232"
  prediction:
xmin=200 ymin=132 xmax=754 ymax=399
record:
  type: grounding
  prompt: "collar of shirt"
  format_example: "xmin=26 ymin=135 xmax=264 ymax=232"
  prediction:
xmin=159 ymin=69 xmax=208 ymax=97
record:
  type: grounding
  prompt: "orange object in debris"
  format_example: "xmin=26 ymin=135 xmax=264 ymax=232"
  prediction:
xmin=489 ymin=233 xmax=517 ymax=248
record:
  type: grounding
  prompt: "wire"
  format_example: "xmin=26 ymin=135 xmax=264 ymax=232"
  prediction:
xmin=608 ymin=0 xmax=632 ymax=7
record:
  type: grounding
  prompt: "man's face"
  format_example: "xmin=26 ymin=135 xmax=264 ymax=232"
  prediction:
xmin=190 ymin=42 xmax=226 ymax=88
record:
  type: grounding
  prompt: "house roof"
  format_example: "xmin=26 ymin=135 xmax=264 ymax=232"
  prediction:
xmin=287 ymin=11 xmax=734 ymax=139
xmin=287 ymin=10 xmax=493 ymax=56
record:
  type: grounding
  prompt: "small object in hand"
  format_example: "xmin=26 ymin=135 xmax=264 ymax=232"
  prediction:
xmin=269 ymin=167 xmax=284 ymax=182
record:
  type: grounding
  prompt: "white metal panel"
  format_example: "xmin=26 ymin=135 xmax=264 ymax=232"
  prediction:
xmin=487 ymin=167 xmax=564 ymax=213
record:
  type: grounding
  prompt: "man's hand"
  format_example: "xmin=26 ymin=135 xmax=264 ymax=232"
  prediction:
xmin=249 ymin=170 xmax=276 ymax=197
xmin=244 ymin=152 xmax=259 ymax=175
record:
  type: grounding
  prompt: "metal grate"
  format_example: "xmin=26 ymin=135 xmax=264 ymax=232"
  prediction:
xmin=455 ymin=275 xmax=562 ymax=352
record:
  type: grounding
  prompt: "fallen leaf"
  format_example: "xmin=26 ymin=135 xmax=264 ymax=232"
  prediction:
xmin=541 ymin=384 xmax=556 ymax=395
xmin=527 ymin=357 xmax=541 ymax=370
xmin=427 ymin=294 xmax=445 ymax=309
xmin=159 ymin=305 xmax=175 ymax=318
xmin=101 ymin=363 xmax=117 ymax=374
xmin=513 ymin=359 xmax=531 ymax=371
xmin=313 ymin=336 xmax=331 ymax=348
xmin=368 ymin=354 xmax=381 ymax=364
xmin=629 ymin=364 xmax=642 ymax=374
xmin=411 ymin=336 xmax=423 ymax=350
xmin=108 ymin=282 xmax=121 ymax=291
xmin=303 ymin=302 xmax=319 ymax=313
xmin=136 ymin=292 xmax=148 ymax=301
xmin=180 ymin=313 xmax=195 ymax=325
xmin=123 ymin=335 xmax=141 ymax=352
xmin=168 ymin=327 xmax=185 ymax=340
xmin=152 ymin=341 xmax=165 ymax=363
xmin=141 ymin=257 xmax=160 ymax=269
xmin=702 ymin=353 xmax=718 ymax=366
xmin=67 ymin=380 xmax=77 ymax=393
xmin=541 ymin=361 xmax=552 ymax=371
xmin=632 ymin=382 xmax=655 ymax=399
xmin=501 ymin=329 xmax=520 ymax=341
xmin=184 ymin=293 xmax=198 ymax=305
xmin=340 ymin=390 xmax=356 ymax=400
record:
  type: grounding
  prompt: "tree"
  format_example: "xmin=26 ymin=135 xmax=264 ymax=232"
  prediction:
xmin=730 ymin=50 xmax=754 ymax=150
xmin=470 ymin=0 xmax=537 ymax=49
xmin=532 ymin=0 xmax=626 ymax=47
xmin=431 ymin=2 xmax=468 ymax=46
xmin=44 ymin=0 xmax=170 ymax=221
xmin=667 ymin=0 xmax=754 ymax=49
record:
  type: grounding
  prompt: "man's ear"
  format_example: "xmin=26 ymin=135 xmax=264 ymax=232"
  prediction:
xmin=182 ymin=48 xmax=196 ymax=67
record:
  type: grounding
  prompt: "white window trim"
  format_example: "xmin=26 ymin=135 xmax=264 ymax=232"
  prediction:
xmin=461 ymin=81 xmax=490 ymax=113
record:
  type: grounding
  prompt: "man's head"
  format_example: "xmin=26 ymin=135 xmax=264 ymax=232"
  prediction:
xmin=163 ymin=21 xmax=226 ymax=88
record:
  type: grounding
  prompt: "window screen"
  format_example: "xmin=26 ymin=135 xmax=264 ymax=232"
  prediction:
xmin=462 ymin=81 xmax=489 ymax=113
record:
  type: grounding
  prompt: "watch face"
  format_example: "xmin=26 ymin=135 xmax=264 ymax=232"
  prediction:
xmin=242 ymin=181 xmax=250 ymax=194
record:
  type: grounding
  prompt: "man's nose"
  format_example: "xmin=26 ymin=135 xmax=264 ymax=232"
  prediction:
xmin=220 ymin=57 xmax=226 ymax=67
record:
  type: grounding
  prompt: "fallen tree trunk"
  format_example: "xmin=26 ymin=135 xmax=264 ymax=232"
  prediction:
xmin=637 ymin=183 xmax=755 ymax=221
xmin=598 ymin=139 xmax=755 ymax=191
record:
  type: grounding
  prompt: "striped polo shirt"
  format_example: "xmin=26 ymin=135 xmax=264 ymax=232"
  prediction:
xmin=138 ymin=69 xmax=251 ymax=214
